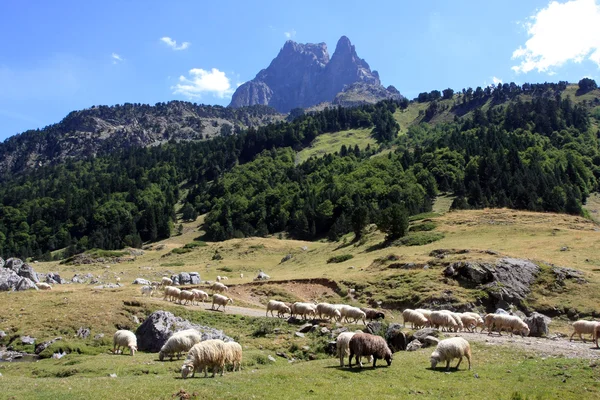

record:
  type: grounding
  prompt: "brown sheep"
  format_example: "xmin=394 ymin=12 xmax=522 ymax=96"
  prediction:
xmin=348 ymin=333 xmax=393 ymax=368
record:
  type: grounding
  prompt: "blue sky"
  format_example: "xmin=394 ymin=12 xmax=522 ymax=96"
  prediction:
xmin=1 ymin=0 xmax=600 ymax=141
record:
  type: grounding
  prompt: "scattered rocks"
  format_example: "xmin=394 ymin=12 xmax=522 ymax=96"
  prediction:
xmin=35 ymin=337 xmax=62 ymax=354
xmin=21 ymin=335 xmax=36 ymax=345
xmin=524 ymin=312 xmax=551 ymax=337
xmin=135 ymin=310 xmax=232 ymax=352
xmin=132 ymin=278 xmax=151 ymax=285
xmin=410 ymin=328 xmax=441 ymax=342
xmin=406 ymin=339 xmax=423 ymax=351
xmin=280 ymin=254 xmax=293 ymax=263
xmin=15 ymin=277 xmax=39 ymax=291
xmin=254 ymin=271 xmax=270 ymax=281
xmin=45 ymin=272 xmax=63 ymax=284
xmin=388 ymin=262 xmax=427 ymax=270
xmin=552 ymin=267 xmax=587 ymax=285
xmin=429 ymin=249 xmax=470 ymax=259
xmin=77 ymin=327 xmax=91 ymax=339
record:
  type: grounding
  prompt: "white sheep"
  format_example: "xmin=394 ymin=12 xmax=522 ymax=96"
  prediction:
xmin=160 ymin=277 xmax=173 ymax=287
xmin=212 ymin=293 xmax=233 ymax=311
xmin=179 ymin=290 xmax=196 ymax=305
xmin=36 ymin=282 xmax=52 ymax=290
xmin=340 ymin=306 xmax=367 ymax=325
xmin=181 ymin=339 xmax=227 ymax=378
xmin=266 ymin=300 xmax=291 ymax=318
xmin=240 ymin=273 xmax=244 ymax=279
xmin=443 ymin=311 xmax=464 ymax=332
xmin=223 ymin=341 xmax=243 ymax=372
xmin=570 ymin=320 xmax=600 ymax=343
xmin=221 ymin=276 xmax=229 ymax=280
xmin=211 ymin=282 xmax=228 ymax=293
xmin=415 ymin=308 xmax=432 ymax=322
xmin=482 ymin=313 xmax=498 ymax=333
xmin=159 ymin=329 xmax=203 ymax=361
xmin=113 ymin=330 xmax=137 ymax=356
xmin=430 ymin=337 xmax=471 ymax=371
xmin=216 ymin=275 xmax=222 ymax=282
xmin=402 ymin=309 xmax=429 ymax=329
xmin=163 ymin=286 xmax=181 ymax=302
xmin=458 ymin=313 xmax=478 ymax=332
xmin=490 ymin=315 xmax=530 ymax=337
xmin=140 ymin=285 xmax=154 ymax=297
xmin=291 ymin=302 xmax=316 ymax=319
xmin=191 ymin=289 xmax=210 ymax=305
xmin=430 ymin=311 xmax=458 ymax=331
xmin=462 ymin=312 xmax=484 ymax=330
xmin=316 ymin=303 xmax=342 ymax=321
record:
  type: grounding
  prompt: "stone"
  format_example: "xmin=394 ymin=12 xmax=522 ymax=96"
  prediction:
xmin=109 ymin=373 xmax=117 ymax=378
xmin=15 ymin=277 xmax=38 ymax=291
xmin=132 ymin=278 xmax=151 ymax=285
xmin=267 ymin=355 xmax=276 ymax=362
xmin=46 ymin=272 xmax=62 ymax=284
xmin=331 ymin=327 xmax=348 ymax=337
xmin=524 ymin=312 xmax=551 ymax=337
xmin=254 ymin=271 xmax=270 ymax=281
xmin=189 ymin=272 xmax=200 ymax=284
xmin=294 ymin=332 xmax=305 ymax=338
xmin=21 ymin=335 xmax=36 ymax=345
xmin=366 ymin=321 xmax=384 ymax=336
xmin=94 ymin=333 xmax=105 ymax=340
xmin=77 ymin=327 xmax=91 ymax=339
xmin=320 ymin=327 xmax=330 ymax=335
xmin=17 ymin=263 xmax=38 ymax=283
xmin=297 ymin=323 xmax=313 ymax=334
xmin=0 ymin=268 xmax=21 ymax=291
xmin=495 ymin=308 xmax=509 ymax=315
xmin=301 ymin=246 xmax=308 ymax=251
xmin=0 ymin=257 xmax=4 ymax=268
xmin=406 ymin=339 xmax=422 ymax=351
xmin=170 ymin=275 xmax=180 ymax=285
xmin=5 ymin=258 xmax=23 ymax=273
xmin=135 ymin=310 xmax=232 ymax=352
xmin=0 ymin=331 xmax=6 ymax=339
xmin=35 ymin=337 xmax=62 ymax=354
xmin=178 ymin=272 xmax=191 ymax=285
xmin=385 ymin=324 xmax=407 ymax=352
xmin=280 ymin=254 xmax=293 ymax=263
xmin=410 ymin=328 xmax=441 ymax=342
xmin=422 ymin=336 xmax=440 ymax=347
xmin=552 ymin=267 xmax=587 ymax=284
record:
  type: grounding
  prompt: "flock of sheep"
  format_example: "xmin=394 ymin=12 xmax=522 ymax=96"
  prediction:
xmin=266 ymin=300 xmax=384 ymax=324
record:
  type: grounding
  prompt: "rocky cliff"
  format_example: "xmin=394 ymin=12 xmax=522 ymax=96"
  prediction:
xmin=230 ymin=36 xmax=400 ymax=112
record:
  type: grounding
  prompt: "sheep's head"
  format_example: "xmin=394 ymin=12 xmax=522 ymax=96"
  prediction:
xmin=181 ymin=364 xmax=194 ymax=379
xmin=430 ymin=351 xmax=440 ymax=369
xmin=159 ymin=351 xmax=165 ymax=361
xmin=385 ymin=352 xmax=393 ymax=366
xmin=228 ymin=298 xmax=233 ymax=304
xmin=282 ymin=306 xmax=291 ymax=314
xmin=376 ymin=312 xmax=385 ymax=320
xmin=522 ymin=326 xmax=531 ymax=337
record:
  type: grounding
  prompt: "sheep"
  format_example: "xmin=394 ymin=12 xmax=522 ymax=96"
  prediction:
xmin=223 ymin=341 xmax=243 ymax=372
xmin=216 ymin=276 xmax=222 ymax=282
xmin=160 ymin=277 xmax=173 ymax=287
xmin=340 ymin=306 xmax=367 ymax=325
xmin=430 ymin=311 xmax=458 ymax=331
xmin=240 ymin=273 xmax=244 ymax=279
xmin=490 ymin=315 xmax=530 ymax=337
xmin=462 ymin=312 xmax=484 ymax=329
xmin=277 ymin=305 xmax=291 ymax=318
xmin=159 ymin=329 xmax=203 ymax=361
xmin=266 ymin=300 xmax=291 ymax=318
xmin=163 ymin=286 xmax=181 ymax=302
xmin=211 ymin=282 xmax=228 ymax=293
xmin=290 ymin=302 xmax=316 ymax=319
xmin=348 ymin=333 xmax=393 ymax=368
xmin=336 ymin=331 xmax=374 ymax=367
xmin=179 ymin=290 xmax=196 ymax=305
xmin=191 ymin=289 xmax=209 ymax=305
xmin=221 ymin=276 xmax=229 ymax=280
xmin=113 ymin=330 xmax=137 ymax=356
xmin=569 ymin=320 xmax=600 ymax=343
xmin=402 ymin=309 xmax=429 ymax=329
xmin=316 ymin=303 xmax=342 ymax=321
xmin=360 ymin=307 xmax=385 ymax=321
xmin=458 ymin=313 xmax=478 ymax=333
xmin=415 ymin=308 xmax=432 ymax=322
xmin=181 ymin=339 xmax=227 ymax=378
xmin=443 ymin=311 xmax=464 ymax=332
xmin=212 ymin=293 xmax=233 ymax=312
xmin=430 ymin=337 xmax=471 ymax=371
xmin=594 ymin=324 xmax=600 ymax=348
xmin=482 ymin=313 xmax=498 ymax=334
xmin=36 ymin=282 xmax=52 ymax=290
xmin=140 ymin=285 xmax=154 ymax=297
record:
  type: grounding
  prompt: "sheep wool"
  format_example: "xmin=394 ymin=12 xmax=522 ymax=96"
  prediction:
xmin=360 ymin=307 xmax=385 ymax=321
xmin=36 ymin=282 xmax=52 ymax=290
xmin=191 ymin=289 xmax=209 ymax=305
xmin=223 ymin=341 xmax=243 ymax=372
xmin=211 ymin=282 xmax=228 ymax=293
xmin=181 ymin=339 xmax=227 ymax=378
xmin=348 ymin=333 xmax=393 ymax=368
xmin=159 ymin=329 xmax=203 ymax=361
xmin=212 ymin=293 xmax=233 ymax=311
xmin=430 ymin=337 xmax=471 ymax=371
xmin=402 ymin=309 xmax=429 ymax=329
xmin=570 ymin=320 xmax=600 ymax=343
xmin=266 ymin=300 xmax=289 ymax=318
xmin=113 ymin=330 xmax=137 ymax=356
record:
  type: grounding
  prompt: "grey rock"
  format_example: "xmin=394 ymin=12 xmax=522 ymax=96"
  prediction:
xmin=406 ymin=339 xmax=423 ymax=351
xmin=135 ymin=310 xmax=232 ymax=352
xmin=189 ymin=272 xmax=200 ymax=284
xmin=132 ymin=278 xmax=151 ymax=285
xmin=254 ymin=271 xmax=270 ymax=281
xmin=320 ymin=327 xmax=330 ymax=335
xmin=524 ymin=312 xmax=551 ymax=337
xmin=280 ymin=254 xmax=293 ymax=263
xmin=0 ymin=331 xmax=6 ymax=339
xmin=294 ymin=332 xmax=305 ymax=338
xmin=0 ymin=257 xmax=4 ymax=268
xmin=552 ymin=267 xmax=587 ymax=284
xmin=21 ymin=335 xmax=36 ymax=345
xmin=495 ymin=308 xmax=509 ymax=315
xmin=297 ymin=323 xmax=313 ymax=334
xmin=17 ymin=264 xmax=39 ymax=283
xmin=94 ymin=333 xmax=105 ymax=340
xmin=267 ymin=355 xmax=276 ymax=362
xmin=170 ymin=275 xmax=180 ymax=285
xmin=5 ymin=258 xmax=23 ymax=272
xmin=178 ymin=272 xmax=191 ymax=285
xmin=46 ymin=272 xmax=62 ymax=284
xmin=385 ymin=324 xmax=406 ymax=352
xmin=331 ymin=327 xmax=348 ymax=337
xmin=0 ymin=268 xmax=21 ymax=291
xmin=35 ymin=337 xmax=62 ymax=354
xmin=77 ymin=327 xmax=91 ymax=339
xmin=411 ymin=328 xmax=441 ymax=342
xmin=15 ymin=277 xmax=38 ymax=291
xmin=422 ymin=336 xmax=440 ymax=347
xmin=366 ymin=321 xmax=384 ymax=336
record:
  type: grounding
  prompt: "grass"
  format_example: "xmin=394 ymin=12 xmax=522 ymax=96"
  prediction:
xmin=395 ymin=232 xmax=445 ymax=246
xmin=295 ymin=128 xmax=377 ymax=164
xmin=326 ymin=254 xmax=354 ymax=263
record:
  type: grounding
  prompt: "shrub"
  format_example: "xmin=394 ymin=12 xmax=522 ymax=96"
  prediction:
xmin=395 ymin=232 xmax=445 ymax=246
xmin=410 ymin=221 xmax=437 ymax=232
xmin=170 ymin=247 xmax=192 ymax=255
xmin=327 ymin=254 xmax=354 ymax=263
xmin=217 ymin=266 xmax=233 ymax=272
xmin=183 ymin=241 xmax=207 ymax=249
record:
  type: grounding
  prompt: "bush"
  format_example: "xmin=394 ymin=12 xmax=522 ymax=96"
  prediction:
xmin=410 ymin=221 xmax=437 ymax=232
xmin=183 ymin=241 xmax=207 ymax=249
xmin=217 ymin=266 xmax=233 ymax=272
xmin=395 ymin=232 xmax=445 ymax=246
xmin=170 ymin=247 xmax=192 ymax=255
xmin=327 ymin=254 xmax=354 ymax=263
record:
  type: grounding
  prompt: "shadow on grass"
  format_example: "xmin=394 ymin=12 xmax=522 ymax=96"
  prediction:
xmin=364 ymin=240 xmax=391 ymax=253
xmin=324 ymin=365 xmax=393 ymax=372
xmin=428 ymin=366 xmax=470 ymax=373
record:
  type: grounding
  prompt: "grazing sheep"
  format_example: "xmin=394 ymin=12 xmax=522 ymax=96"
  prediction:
xmin=430 ymin=311 xmax=458 ymax=331
xmin=159 ymin=329 xmax=203 ymax=361
xmin=277 ymin=305 xmax=291 ymax=318
xmin=221 ymin=276 xmax=229 ymax=280
xmin=140 ymin=285 xmax=154 ymax=297
xmin=179 ymin=290 xmax=196 ymax=305
xmin=360 ymin=307 xmax=385 ymax=321
xmin=430 ymin=337 xmax=471 ymax=371
xmin=181 ymin=339 xmax=227 ymax=378
xmin=570 ymin=320 xmax=600 ymax=343
xmin=36 ymin=282 xmax=52 ymax=290
xmin=240 ymin=273 xmax=244 ymax=279
xmin=316 ymin=303 xmax=342 ymax=321
xmin=402 ymin=309 xmax=429 ymax=329
xmin=336 ymin=331 xmax=374 ymax=367
xmin=191 ymin=289 xmax=210 ymax=305
xmin=291 ymin=302 xmax=316 ymax=320
xmin=491 ymin=315 xmax=530 ymax=337
xmin=163 ymin=286 xmax=181 ymax=302
xmin=348 ymin=333 xmax=393 ymax=368
xmin=160 ymin=277 xmax=173 ymax=287
xmin=266 ymin=300 xmax=290 ymax=318
xmin=113 ymin=330 xmax=137 ymax=356
xmin=340 ymin=306 xmax=367 ymax=325
xmin=212 ymin=293 xmax=233 ymax=311
xmin=211 ymin=282 xmax=228 ymax=293
xmin=223 ymin=341 xmax=243 ymax=372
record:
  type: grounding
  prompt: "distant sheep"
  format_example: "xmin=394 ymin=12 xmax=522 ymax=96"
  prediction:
xmin=191 ymin=289 xmax=209 ymax=305
xmin=482 ymin=313 xmax=498 ymax=334
xmin=340 ymin=306 xmax=367 ymax=325
xmin=430 ymin=311 xmax=458 ymax=331
xmin=348 ymin=333 xmax=393 ymax=368
xmin=160 ymin=277 xmax=173 ymax=287
xmin=430 ymin=337 xmax=471 ymax=371
xmin=179 ymin=290 xmax=196 ymax=305
xmin=267 ymin=300 xmax=291 ymax=318
xmin=159 ymin=329 xmax=203 ymax=361
xmin=211 ymin=282 xmax=228 ymax=293
xmin=360 ymin=307 xmax=385 ymax=321
xmin=490 ymin=315 xmax=530 ymax=337
xmin=223 ymin=341 xmax=243 ymax=372
xmin=443 ymin=311 xmax=464 ymax=332
xmin=415 ymin=308 xmax=432 ymax=323
xmin=216 ymin=276 xmax=222 ymax=282
xmin=240 ymin=273 xmax=244 ymax=279
xmin=113 ymin=330 xmax=137 ymax=356
xmin=291 ymin=302 xmax=316 ymax=320
xmin=212 ymin=293 xmax=233 ymax=312
xmin=163 ymin=286 xmax=181 ymax=302
xmin=140 ymin=285 xmax=154 ymax=297
xmin=402 ymin=309 xmax=429 ymax=329
xmin=181 ymin=339 xmax=227 ymax=378
xmin=462 ymin=312 xmax=484 ymax=330
xmin=458 ymin=313 xmax=478 ymax=332
xmin=316 ymin=303 xmax=342 ymax=321
xmin=570 ymin=320 xmax=600 ymax=343
xmin=594 ymin=324 xmax=600 ymax=349
xmin=36 ymin=282 xmax=52 ymax=290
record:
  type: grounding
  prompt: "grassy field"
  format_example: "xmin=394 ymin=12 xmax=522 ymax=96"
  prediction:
xmin=295 ymin=128 xmax=377 ymax=164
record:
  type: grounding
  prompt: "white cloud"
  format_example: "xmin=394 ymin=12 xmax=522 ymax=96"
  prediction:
xmin=284 ymin=29 xmax=296 ymax=39
xmin=492 ymin=76 xmax=503 ymax=85
xmin=172 ymin=68 xmax=234 ymax=99
xmin=160 ymin=37 xmax=190 ymax=51
xmin=512 ymin=0 xmax=600 ymax=74
xmin=111 ymin=53 xmax=123 ymax=64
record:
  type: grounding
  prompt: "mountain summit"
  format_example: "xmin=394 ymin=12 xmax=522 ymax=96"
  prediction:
xmin=229 ymin=36 xmax=399 ymax=112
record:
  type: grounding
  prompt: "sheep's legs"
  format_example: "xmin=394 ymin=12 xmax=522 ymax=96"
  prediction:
xmin=445 ymin=361 xmax=450 ymax=371
xmin=455 ymin=356 xmax=463 ymax=370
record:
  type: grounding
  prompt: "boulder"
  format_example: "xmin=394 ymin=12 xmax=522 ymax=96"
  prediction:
xmin=0 ymin=268 xmax=21 ymax=291
xmin=35 ymin=337 xmax=62 ymax=354
xmin=15 ymin=277 xmax=38 ymax=291
xmin=189 ymin=272 xmax=200 ymax=284
xmin=297 ymin=323 xmax=314 ymax=334
xmin=170 ymin=275 xmax=180 ymax=285
xmin=385 ymin=324 xmax=406 ymax=352
xmin=406 ymin=339 xmax=422 ymax=351
xmin=0 ymin=257 xmax=4 ymax=268
xmin=5 ymin=258 xmax=23 ymax=273
xmin=294 ymin=332 xmax=305 ymax=338
xmin=17 ymin=263 xmax=39 ymax=283
xmin=132 ymin=278 xmax=151 ymax=285
xmin=76 ymin=327 xmax=91 ymax=339
xmin=495 ymin=308 xmax=509 ymax=315
xmin=421 ymin=336 xmax=440 ymax=347
xmin=21 ymin=335 xmax=36 ymax=345
xmin=280 ymin=254 xmax=293 ymax=263
xmin=46 ymin=272 xmax=62 ymax=284
xmin=366 ymin=321 xmax=384 ymax=336
xmin=524 ymin=312 xmax=551 ymax=337
xmin=135 ymin=310 xmax=232 ymax=352
xmin=178 ymin=272 xmax=191 ymax=285
xmin=410 ymin=328 xmax=441 ymax=342
xmin=254 ymin=271 xmax=270 ymax=281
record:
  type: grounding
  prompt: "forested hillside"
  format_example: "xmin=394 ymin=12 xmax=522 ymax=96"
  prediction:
xmin=1 ymin=80 xmax=599 ymax=259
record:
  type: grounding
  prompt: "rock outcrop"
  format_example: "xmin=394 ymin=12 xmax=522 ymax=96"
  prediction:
xmin=230 ymin=36 xmax=400 ymax=112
